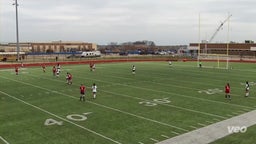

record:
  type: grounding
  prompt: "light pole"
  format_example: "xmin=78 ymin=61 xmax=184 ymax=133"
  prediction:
xmin=13 ymin=0 xmax=20 ymax=61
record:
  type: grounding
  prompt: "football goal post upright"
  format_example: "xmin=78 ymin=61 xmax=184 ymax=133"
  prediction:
xmin=198 ymin=53 xmax=229 ymax=69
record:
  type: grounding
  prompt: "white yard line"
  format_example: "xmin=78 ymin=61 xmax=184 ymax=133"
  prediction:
xmin=0 ymin=136 xmax=10 ymax=144
xmin=76 ymin=74 xmax=254 ymax=109
xmin=0 ymin=76 xmax=189 ymax=132
xmin=100 ymin=68 xmax=256 ymax=101
xmin=101 ymin=90 xmax=227 ymax=119
xmin=0 ymin=90 xmax=122 ymax=144
xmin=30 ymin=74 xmax=226 ymax=119
xmin=27 ymin=70 xmax=251 ymax=120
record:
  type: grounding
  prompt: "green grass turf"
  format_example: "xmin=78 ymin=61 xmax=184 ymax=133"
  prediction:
xmin=0 ymin=61 xmax=256 ymax=144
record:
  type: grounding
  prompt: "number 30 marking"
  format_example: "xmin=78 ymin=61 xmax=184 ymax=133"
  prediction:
xmin=139 ymin=98 xmax=171 ymax=107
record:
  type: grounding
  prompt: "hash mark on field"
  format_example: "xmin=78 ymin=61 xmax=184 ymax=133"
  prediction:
xmin=243 ymin=108 xmax=251 ymax=111
xmin=213 ymin=118 xmax=220 ymax=121
xmin=150 ymin=138 xmax=159 ymax=142
xmin=171 ymin=131 xmax=180 ymax=135
xmin=161 ymin=135 xmax=169 ymax=138
xmin=189 ymin=126 xmax=197 ymax=129
xmin=0 ymin=136 xmax=9 ymax=144
xmin=138 ymin=142 xmax=144 ymax=144
xmin=226 ymin=114 xmax=233 ymax=117
xmin=197 ymin=123 xmax=207 ymax=126
xmin=205 ymin=121 xmax=214 ymax=124
xmin=238 ymin=110 xmax=246 ymax=113
xmin=232 ymin=112 xmax=240 ymax=115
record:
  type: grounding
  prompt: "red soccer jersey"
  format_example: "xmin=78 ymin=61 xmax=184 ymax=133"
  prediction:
xmin=80 ymin=85 xmax=86 ymax=93
xmin=53 ymin=67 xmax=56 ymax=73
xmin=15 ymin=67 xmax=18 ymax=72
xmin=68 ymin=74 xmax=72 ymax=80
xmin=225 ymin=85 xmax=230 ymax=93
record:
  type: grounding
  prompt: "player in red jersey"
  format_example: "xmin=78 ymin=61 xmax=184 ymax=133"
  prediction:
xmin=66 ymin=72 xmax=69 ymax=84
xmin=66 ymin=72 xmax=72 ymax=85
xmin=89 ymin=63 xmax=93 ymax=71
xmin=80 ymin=84 xmax=86 ymax=101
xmin=52 ymin=66 xmax=56 ymax=76
xmin=225 ymin=83 xmax=231 ymax=100
xmin=15 ymin=67 xmax=19 ymax=75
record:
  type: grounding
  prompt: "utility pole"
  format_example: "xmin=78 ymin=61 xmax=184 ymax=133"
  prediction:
xmin=13 ymin=0 xmax=20 ymax=61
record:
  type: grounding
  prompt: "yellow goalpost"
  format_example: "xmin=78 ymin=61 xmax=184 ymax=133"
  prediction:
xmin=198 ymin=53 xmax=229 ymax=69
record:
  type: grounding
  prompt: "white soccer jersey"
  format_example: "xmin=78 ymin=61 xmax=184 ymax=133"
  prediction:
xmin=92 ymin=85 xmax=97 ymax=92
xmin=246 ymin=83 xmax=249 ymax=90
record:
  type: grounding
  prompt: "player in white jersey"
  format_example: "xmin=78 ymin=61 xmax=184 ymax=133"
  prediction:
xmin=245 ymin=81 xmax=249 ymax=97
xmin=92 ymin=83 xmax=97 ymax=99
xmin=132 ymin=65 xmax=136 ymax=74
xmin=56 ymin=68 xmax=60 ymax=77
xmin=168 ymin=61 xmax=172 ymax=67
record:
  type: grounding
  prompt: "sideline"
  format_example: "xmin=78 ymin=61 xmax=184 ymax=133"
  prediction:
xmin=157 ymin=109 xmax=256 ymax=144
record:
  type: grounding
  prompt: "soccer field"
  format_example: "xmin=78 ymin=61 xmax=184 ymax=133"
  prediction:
xmin=1 ymin=61 xmax=256 ymax=144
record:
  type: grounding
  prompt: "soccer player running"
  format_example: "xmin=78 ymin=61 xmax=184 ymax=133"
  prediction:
xmin=52 ymin=66 xmax=56 ymax=76
xmin=66 ymin=73 xmax=69 ymax=84
xmin=92 ymin=83 xmax=97 ymax=99
xmin=15 ymin=67 xmax=19 ymax=75
xmin=42 ymin=64 xmax=46 ymax=73
xmin=132 ymin=65 xmax=136 ymax=74
xmin=225 ymin=83 xmax=231 ymax=100
xmin=92 ymin=64 xmax=96 ymax=71
xmin=168 ymin=61 xmax=172 ymax=67
xmin=68 ymin=73 xmax=72 ymax=85
xmin=80 ymin=84 xmax=86 ymax=101
xmin=245 ymin=81 xmax=250 ymax=97
xmin=89 ymin=63 xmax=93 ymax=71
xmin=199 ymin=60 xmax=202 ymax=68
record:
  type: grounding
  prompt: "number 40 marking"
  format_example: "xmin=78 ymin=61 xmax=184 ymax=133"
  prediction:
xmin=44 ymin=112 xmax=92 ymax=126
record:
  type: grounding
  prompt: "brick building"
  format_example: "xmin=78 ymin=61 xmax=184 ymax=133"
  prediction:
xmin=0 ymin=41 xmax=97 ymax=53
xmin=189 ymin=43 xmax=256 ymax=56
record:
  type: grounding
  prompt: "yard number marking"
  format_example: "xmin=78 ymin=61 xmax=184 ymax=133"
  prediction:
xmin=66 ymin=112 xmax=92 ymax=122
xmin=198 ymin=88 xmax=222 ymax=95
xmin=44 ymin=118 xmax=63 ymax=126
xmin=139 ymin=98 xmax=171 ymax=107
xmin=44 ymin=112 xmax=92 ymax=126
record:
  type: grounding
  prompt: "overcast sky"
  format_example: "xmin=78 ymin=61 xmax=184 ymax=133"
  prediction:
xmin=1 ymin=0 xmax=256 ymax=45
